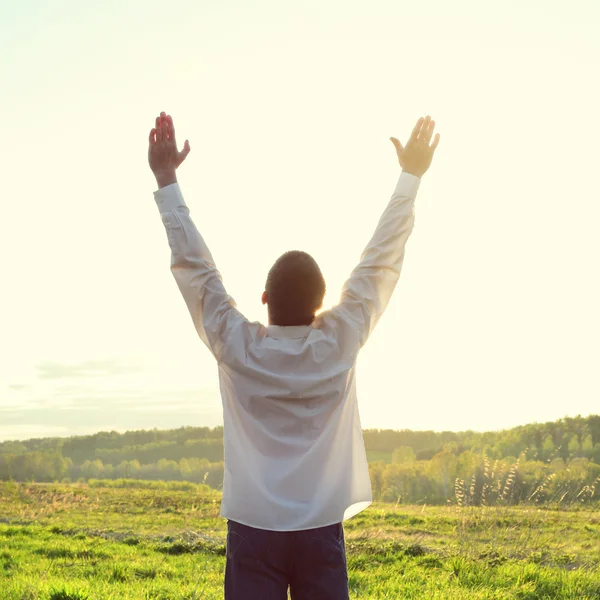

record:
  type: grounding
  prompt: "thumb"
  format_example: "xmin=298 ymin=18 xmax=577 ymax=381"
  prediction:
xmin=390 ymin=137 xmax=403 ymax=154
xmin=178 ymin=140 xmax=191 ymax=163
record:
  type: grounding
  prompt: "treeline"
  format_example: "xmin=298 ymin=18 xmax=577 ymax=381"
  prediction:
xmin=1 ymin=415 xmax=599 ymax=505
xmin=1 ymin=447 xmax=597 ymax=506
xmin=0 ymin=426 xmax=224 ymax=464
xmin=2 ymin=417 xmax=599 ymax=467
xmin=363 ymin=414 xmax=600 ymax=463
xmin=0 ymin=453 xmax=224 ymax=490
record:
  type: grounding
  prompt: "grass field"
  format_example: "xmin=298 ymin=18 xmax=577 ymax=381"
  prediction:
xmin=1 ymin=482 xmax=599 ymax=599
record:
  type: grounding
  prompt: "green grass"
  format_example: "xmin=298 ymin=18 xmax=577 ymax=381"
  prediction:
xmin=0 ymin=482 xmax=599 ymax=599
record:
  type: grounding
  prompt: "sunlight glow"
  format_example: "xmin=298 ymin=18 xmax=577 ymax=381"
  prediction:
xmin=1 ymin=0 xmax=599 ymax=440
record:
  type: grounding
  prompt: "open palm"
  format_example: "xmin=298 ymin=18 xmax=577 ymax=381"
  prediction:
xmin=148 ymin=111 xmax=190 ymax=175
xmin=390 ymin=116 xmax=440 ymax=178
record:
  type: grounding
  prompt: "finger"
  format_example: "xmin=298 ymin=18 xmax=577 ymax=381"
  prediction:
xmin=149 ymin=128 xmax=156 ymax=144
xmin=431 ymin=132 xmax=441 ymax=151
xmin=409 ymin=117 xmax=424 ymax=145
xmin=423 ymin=119 xmax=435 ymax=144
xmin=419 ymin=116 xmax=432 ymax=141
xmin=155 ymin=116 xmax=162 ymax=141
xmin=160 ymin=112 xmax=168 ymax=142
xmin=167 ymin=114 xmax=176 ymax=141
xmin=390 ymin=137 xmax=403 ymax=154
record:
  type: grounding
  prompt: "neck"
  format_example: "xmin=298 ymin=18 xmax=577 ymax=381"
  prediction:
xmin=269 ymin=317 xmax=314 ymax=327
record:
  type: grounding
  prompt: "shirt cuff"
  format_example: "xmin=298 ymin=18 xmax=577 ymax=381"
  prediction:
xmin=393 ymin=171 xmax=421 ymax=199
xmin=154 ymin=182 xmax=187 ymax=214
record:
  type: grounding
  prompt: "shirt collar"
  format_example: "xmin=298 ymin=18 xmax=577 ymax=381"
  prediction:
xmin=266 ymin=324 xmax=314 ymax=339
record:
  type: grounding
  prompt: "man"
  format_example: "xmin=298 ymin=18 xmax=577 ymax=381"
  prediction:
xmin=148 ymin=112 xmax=439 ymax=599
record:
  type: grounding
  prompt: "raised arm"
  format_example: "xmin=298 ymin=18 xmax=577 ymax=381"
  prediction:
xmin=328 ymin=116 xmax=440 ymax=348
xmin=148 ymin=111 xmax=246 ymax=361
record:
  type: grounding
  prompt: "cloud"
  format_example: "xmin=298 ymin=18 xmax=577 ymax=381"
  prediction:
xmin=0 ymin=387 xmax=223 ymax=442
xmin=0 ymin=357 xmax=224 ymax=441
xmin=36 ymin=359 xmax=141 ymax=380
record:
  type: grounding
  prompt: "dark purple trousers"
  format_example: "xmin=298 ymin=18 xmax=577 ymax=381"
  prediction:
xmin=225 ymin=519 xmax=349 ymax=599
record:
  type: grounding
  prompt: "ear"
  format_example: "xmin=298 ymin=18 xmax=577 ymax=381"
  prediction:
xmin=262 ymin=291 xmax=268 ymax=305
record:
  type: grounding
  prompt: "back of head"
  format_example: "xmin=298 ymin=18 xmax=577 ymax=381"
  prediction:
xmin=265 ymin=250 xmax=326 ymax=326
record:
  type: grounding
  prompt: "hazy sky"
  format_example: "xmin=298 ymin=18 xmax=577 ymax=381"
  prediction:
xmin=1 ymin=0 xmax=599 ymax=442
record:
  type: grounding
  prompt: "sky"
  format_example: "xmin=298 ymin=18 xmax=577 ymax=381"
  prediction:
xmin=1 ymin=0 xmax=599 ymax=442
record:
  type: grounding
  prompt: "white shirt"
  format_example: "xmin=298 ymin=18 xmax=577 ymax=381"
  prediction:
xmin=154 ymin=171 xmax=420 ymax=531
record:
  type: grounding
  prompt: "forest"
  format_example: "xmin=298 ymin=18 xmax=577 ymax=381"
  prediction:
xmin=1 ymin=415 xmax=599 ymax=505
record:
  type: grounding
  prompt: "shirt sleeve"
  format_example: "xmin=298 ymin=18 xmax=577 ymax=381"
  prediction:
xmin=327 ymin=171 xmax=421 ymax=348
xmin=154 ymin=182 xmax=247 ymax=362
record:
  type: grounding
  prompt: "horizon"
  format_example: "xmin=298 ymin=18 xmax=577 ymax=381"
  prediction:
xmin=1 ymin=412 xmax=598 ymax=445
xmin=2 ymin=0 xmax=599 ymax=442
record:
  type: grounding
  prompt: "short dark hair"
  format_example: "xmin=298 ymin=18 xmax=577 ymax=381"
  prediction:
xmin=265 ymin=250 xmax=326 ymax=325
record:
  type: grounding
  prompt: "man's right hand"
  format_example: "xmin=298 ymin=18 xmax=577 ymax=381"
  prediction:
xmin=390 ymin=116 xmax=440 ymax=178
xmin=149 ymin=111 xmax=191 ymax=188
